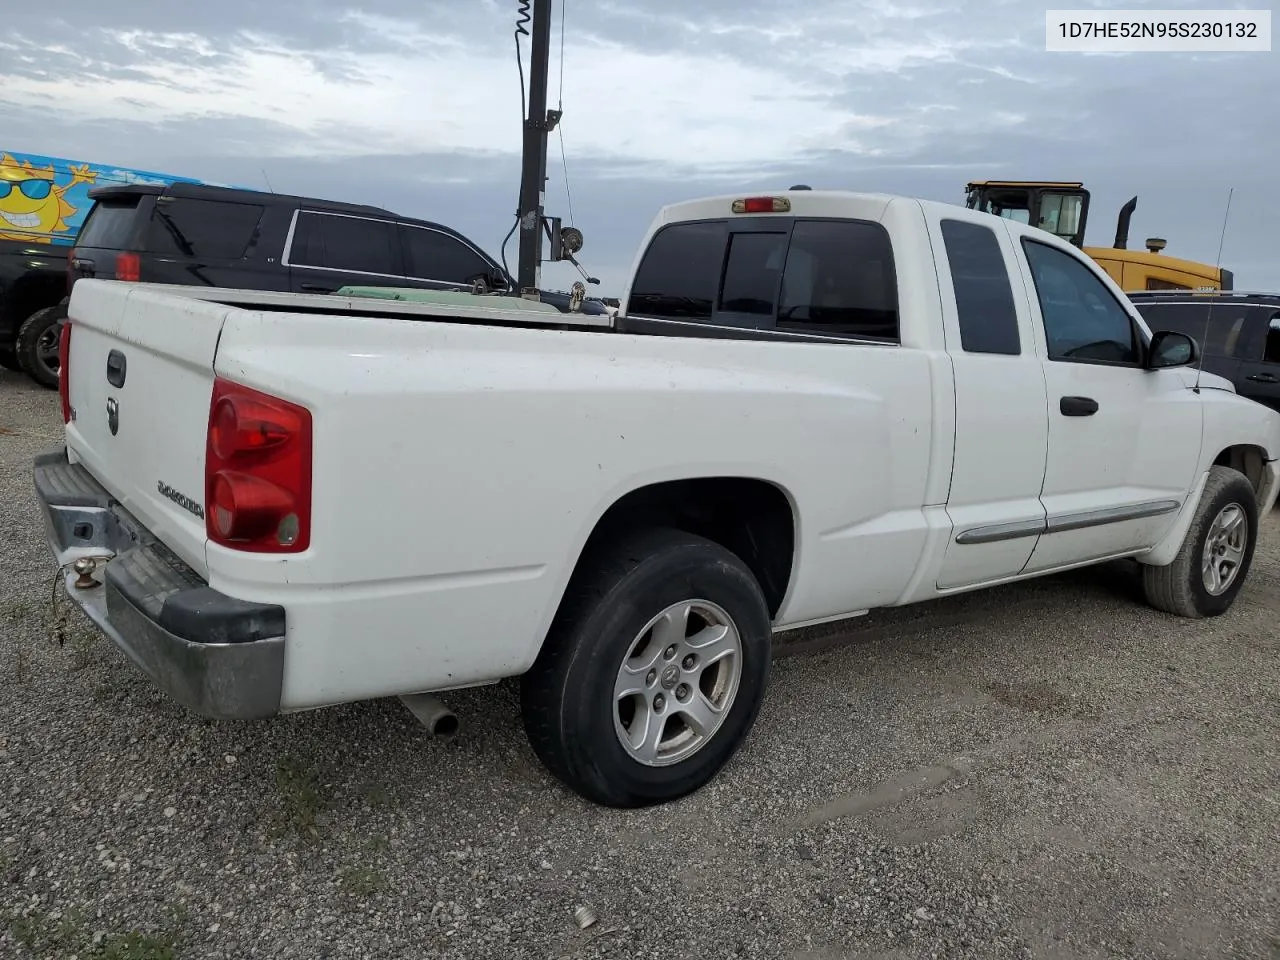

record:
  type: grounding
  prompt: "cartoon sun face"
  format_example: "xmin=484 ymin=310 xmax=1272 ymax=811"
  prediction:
xmin=0 ymin=154 xmax=96 ymax=242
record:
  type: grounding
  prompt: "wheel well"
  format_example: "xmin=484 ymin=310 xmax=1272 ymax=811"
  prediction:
xmin=3 ymin=272 xmax=66 ymax=333
xmin=1213 ymin=445 xmax=1266 ymax=497
xmin=577 ymin=477 xmax=796 ymax=617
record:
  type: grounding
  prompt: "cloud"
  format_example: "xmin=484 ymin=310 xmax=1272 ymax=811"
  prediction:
xmin=0 ymin=0 xmax=1275 ymax=293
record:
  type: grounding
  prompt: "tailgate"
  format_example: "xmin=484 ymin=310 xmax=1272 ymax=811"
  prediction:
xmin=64 ymin=280 xmax=226 ymax=578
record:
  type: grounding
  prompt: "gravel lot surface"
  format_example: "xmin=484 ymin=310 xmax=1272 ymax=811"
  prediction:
xmin=1 ymin=365 xmax=1278 ymax=960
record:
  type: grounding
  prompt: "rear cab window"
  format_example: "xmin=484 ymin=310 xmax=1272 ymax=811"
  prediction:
xmin=626 ymin=221 xmax=726 ymax=321
xmin=146 ymin=197 xmax=265 ymax=259
xmin=626 ymin=217 xmax=899 ymax=342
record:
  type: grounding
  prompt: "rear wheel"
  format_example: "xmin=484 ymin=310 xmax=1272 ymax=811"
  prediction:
xmin=520 ymin=528 xmax=772 ymax=808
xmin=1142 ymin=465 xmax=1258 ymax=618
xmin=15 ymin=304 xmax=66 ymax=390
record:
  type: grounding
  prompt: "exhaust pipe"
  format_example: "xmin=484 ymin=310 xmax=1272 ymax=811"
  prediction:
xmin=1114 ymin=196 xmax=1138 ymax=249
xmin=399 ymin=693 xmax=459 ymax=740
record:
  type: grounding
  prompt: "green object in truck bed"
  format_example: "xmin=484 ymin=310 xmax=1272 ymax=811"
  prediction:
xmin=335 ymin=286 xmax=562 ymax=314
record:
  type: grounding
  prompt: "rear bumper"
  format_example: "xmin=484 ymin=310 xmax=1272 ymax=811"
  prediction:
xmin=33 ymin=447 xmax=285 ymax=720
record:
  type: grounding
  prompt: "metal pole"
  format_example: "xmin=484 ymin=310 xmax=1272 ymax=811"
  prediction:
xmin=516 ymin=0 xmax=553 ymax=297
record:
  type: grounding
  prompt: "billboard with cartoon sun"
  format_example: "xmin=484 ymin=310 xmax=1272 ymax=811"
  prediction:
xmin=0 ymin=151 xmax=221 ymax=247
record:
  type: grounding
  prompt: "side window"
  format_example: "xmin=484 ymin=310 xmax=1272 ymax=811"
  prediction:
xmin=1136 ymin=304 xmax=1244 ymax=359
xmin=719 ymin=232 xmax=787 ymax=315
xmin=1264 ymin=314 xmax=1280 ymax=364
xmin=1146 ymin=278 xmax=1191 ymax=291
xmin=777 ymin=220 xmax=899 ymax=341
xmin=628 ymin=221 xmax=728 ymax=320
xmin=289 ymin=212 xmax=399 ymax=275
xmin=940 ymin=219 xmax=1020 ymax=355
xmin=401 ymin=226 xmax=494 ymax=285
xmin=147 ymin=198 xmax=264 ymax=259
xmin=1022 ymin=239 xmax=1138 ymax=364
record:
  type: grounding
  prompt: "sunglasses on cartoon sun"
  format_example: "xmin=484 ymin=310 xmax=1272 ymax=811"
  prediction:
xmin=0 ymin=179 xmax=54 ymax=200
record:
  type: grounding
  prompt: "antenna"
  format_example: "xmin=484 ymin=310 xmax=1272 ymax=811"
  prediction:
xmin=1192 ymin=187 xmax=1234 ymax=394
xmin=260 ymin=168 xmax=275 ymax=193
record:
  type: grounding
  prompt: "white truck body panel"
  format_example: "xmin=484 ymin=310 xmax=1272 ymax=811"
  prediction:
xmin=44 ymin=190 xmax=1280 ymax=719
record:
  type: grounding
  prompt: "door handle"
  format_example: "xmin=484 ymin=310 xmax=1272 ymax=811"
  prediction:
xmin=1246 ymin=373 xmax=1278 ymax=384
xmin=1060 ymin=395 xmax=1099 ymax=417
xmin=300 ymin=283 xmax=335 ymax=293
xmin=106 ymin=349 xmax=127 ymax=388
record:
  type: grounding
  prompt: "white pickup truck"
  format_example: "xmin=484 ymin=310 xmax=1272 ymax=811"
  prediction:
xmin=35 ymin=189 xmax=1280 ymax=808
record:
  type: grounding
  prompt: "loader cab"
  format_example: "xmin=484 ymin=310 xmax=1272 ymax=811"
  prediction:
xmin=964 ymin=181 xmax=1090 ymax=248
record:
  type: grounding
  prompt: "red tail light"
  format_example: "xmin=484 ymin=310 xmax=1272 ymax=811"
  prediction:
xmin=205 ymin=379 xmax=312 ymax=553
xmin=731 ymin=196 xmax=792 ymax=215
xmin=58 ymin=320 xmax=72 ymax=423
xmin=115 ymin=252 xmax=140 ymax=282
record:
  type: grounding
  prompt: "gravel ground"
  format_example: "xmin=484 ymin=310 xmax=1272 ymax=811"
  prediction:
xmin=1 ymin=365 xmax=1278 ymax=960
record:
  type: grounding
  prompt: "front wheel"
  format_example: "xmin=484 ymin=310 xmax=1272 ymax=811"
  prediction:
xmin=521 ymin=528 xmax=772 ymax=808
xmin=1142 ymin=465 xmax=1259 ymax=618
xmin=15 ymin=304 xmax=67 ymax=390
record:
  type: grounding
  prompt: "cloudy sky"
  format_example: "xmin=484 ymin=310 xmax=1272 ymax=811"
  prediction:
xmin=1 ymin=0 xmax=1275 ymax=295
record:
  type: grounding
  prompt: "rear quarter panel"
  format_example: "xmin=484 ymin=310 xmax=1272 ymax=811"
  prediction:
xmin=210 ymin=311 xmax=938 ymax=708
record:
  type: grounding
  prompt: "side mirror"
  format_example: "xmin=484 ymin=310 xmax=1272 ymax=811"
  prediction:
xmin=1147 ymin=330 xmax=1199 ymax=370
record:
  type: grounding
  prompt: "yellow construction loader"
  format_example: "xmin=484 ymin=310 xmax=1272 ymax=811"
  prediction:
xmin=963 ymin=181 xmax=1231 ymax=292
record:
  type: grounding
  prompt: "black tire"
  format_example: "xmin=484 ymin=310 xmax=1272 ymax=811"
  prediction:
xmin=1142 ymin=465 xmax=1258 ymax=618
xmin=521 ymin=527 xmax=772 ymax=808
xmin=15 ymin=304 xmax=67 ymax=390
xmin=0 ymin=345 xmax=20 ymax=372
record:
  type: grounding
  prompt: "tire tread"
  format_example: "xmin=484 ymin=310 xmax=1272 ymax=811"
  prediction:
xmin=520 ymin=527 xmax=769 ymax=807
xmin=15 ymin=305 xmax=65 ymax=390
xmin=1142 ymin=465 xmax=1257 ymax=618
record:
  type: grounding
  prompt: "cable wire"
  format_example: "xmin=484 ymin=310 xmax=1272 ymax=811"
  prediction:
xmin=556 ymin=0 xmax=576 ymax=226
xmin=503 ymin=0 xmax=533 ymax=284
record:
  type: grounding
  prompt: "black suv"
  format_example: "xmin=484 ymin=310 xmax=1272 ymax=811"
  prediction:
xmin=70 ymin=182 xmax=512 ymax=298
xmin=30 ymin=182 xmax=603 ymax=389
xmin=1129 ymin=290 xmax=1280 ymax=413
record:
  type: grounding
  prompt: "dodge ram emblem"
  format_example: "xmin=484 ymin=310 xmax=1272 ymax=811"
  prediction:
xmin=106 ymin=397 xmax=119 ymax=436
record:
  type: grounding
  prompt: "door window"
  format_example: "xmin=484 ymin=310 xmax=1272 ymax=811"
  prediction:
xmin=290 ymin=212 xmax=399 ymax=275
xmin=401 ymin=226 xmax=495 ymax=285
xmin=1132 ymin=303 xmax=1245 ymax=359
xmin=1022 ymin=239 xmax=1138 ymax=364
xmin=1265 ymin=313 xmax=1280 ymax=363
